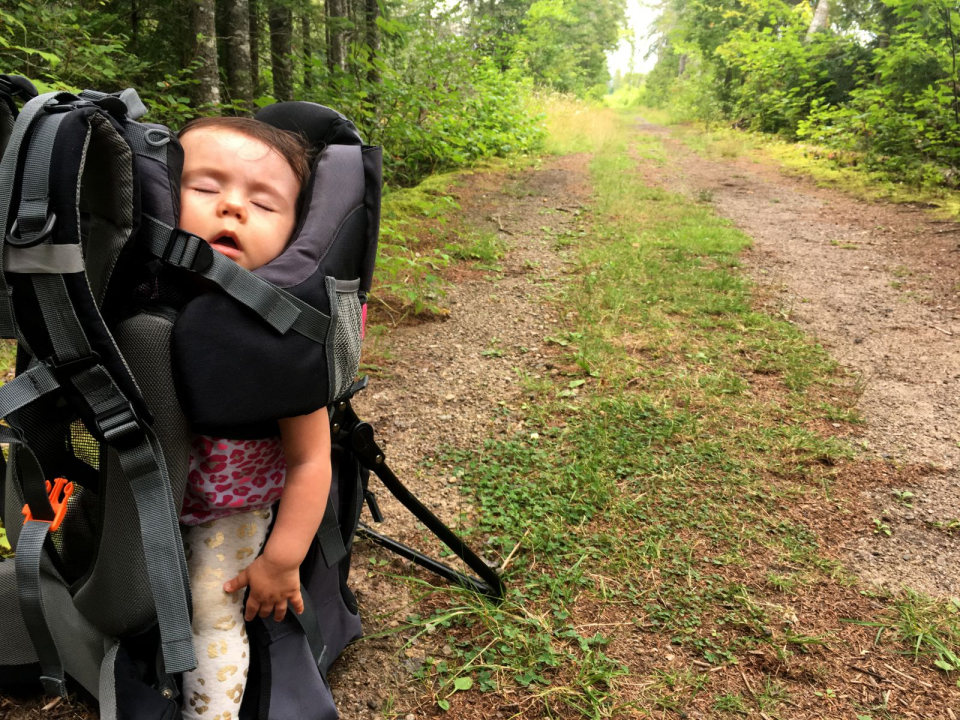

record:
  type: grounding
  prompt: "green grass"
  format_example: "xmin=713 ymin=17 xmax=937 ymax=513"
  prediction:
xmin=652 ymin=117 xmax=960 ymax=219
xmin=386 ymin=110 xmax=903 ymax=717
xmin=445 ymin=229 xmax=506 ymax=269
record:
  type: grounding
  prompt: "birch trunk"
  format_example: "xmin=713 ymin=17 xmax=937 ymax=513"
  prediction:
xmin=191 ymin=0 xmax=221 ymax=108
xmin=224 ymin=0 xmax=254 ymax=110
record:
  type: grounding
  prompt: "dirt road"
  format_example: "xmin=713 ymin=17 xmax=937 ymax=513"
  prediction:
xmin=634 ymin=119 xmax=960 ymax=598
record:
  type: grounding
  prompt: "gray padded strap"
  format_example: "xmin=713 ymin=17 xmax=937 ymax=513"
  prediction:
xmin=114 ymin=427 xmax=196 ymax=673
xmin=0 ymin=362 xmax=59 ymax=418
xmin=4 ymin=243 xmax=84 ymax=274
xmin=79 ymin=88 xmax=148 ymax=121
xmin=0 ymin=92 xmax=61 ymax=338
xmin=15 ymin=519 xmax=67 ymax=697
xmin=141 ymin=216 xmax=331 ymax=343
xmin=317 ymin=495 xmax=348 ymax=568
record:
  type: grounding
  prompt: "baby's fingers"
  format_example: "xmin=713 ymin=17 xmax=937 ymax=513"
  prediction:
xmin=223 ymin=568 xmax=249 ymax=595
xmin=244 ymin=597 xmax=261 ymax=623
xmin=290 ymin=589 xmax=304 ymax=616
xmin=273 ymin=601 xmax=288 ymax=623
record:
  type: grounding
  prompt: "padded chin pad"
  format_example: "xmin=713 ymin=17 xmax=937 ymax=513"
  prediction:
xmin=255 ymin=102 xmax=362 ymax=148
xmin=171 ymin=289 xmax=331 ymax=438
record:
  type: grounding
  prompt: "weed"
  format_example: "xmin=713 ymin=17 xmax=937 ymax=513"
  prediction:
xmin=892 ymin=489 xmax=915 ymax=507
xmin=713 ymin=693 xmax=748 ymax=714
xmin=872 ymin=518 xmax=892 ymax=536
xmin=445 ymin=229 xmax=506 ymax=268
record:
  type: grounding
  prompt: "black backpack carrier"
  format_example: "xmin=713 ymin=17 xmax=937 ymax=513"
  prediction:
xmin=0 ymin=78 xmax=503 ymax=719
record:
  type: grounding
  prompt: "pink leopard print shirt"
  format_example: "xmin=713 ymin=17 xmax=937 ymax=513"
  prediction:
xmin=180 ymin=435 xmax=287 ymax=526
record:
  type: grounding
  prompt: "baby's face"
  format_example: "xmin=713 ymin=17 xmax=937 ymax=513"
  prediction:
xmin=179 ymin=128 xmax=300 ymax=270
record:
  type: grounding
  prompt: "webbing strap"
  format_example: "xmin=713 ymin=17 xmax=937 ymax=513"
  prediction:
xmin=141 ymin=216 xmax=331 ymax=343
xmin=0 ymin=424 xmax=21 ymax=444
xmin=15 ymin=519 xmax=67 ymax=697
xmin=114 ymin=426 xmax=196 ymax=673
xmin=0 ymin=92 xmax=61 ymax=339
xmin=33 ymin=274 xmax=95 ymax=366
xmin=291 ymin=585 xmax=327 ymax=670
xmin=15 ymin=111 xmax=67 ymax=242
xmin=317 ymin=495 xmax=348 ymax=568
xmin=0 ymin=363 xmax=59 ymax=418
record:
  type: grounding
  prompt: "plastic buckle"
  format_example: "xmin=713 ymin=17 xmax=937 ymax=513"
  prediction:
xmin=163 ymin=228 xmax=213 ymax=272
xmin=6 ymin=214 xmax=57 ymax=248
xmin=95 ymin=399 xmax=145 ymax=447
xmin=22 ymin=477 xmax=74 ymax=532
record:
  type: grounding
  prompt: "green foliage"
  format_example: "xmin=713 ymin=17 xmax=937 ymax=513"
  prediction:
xmin=512 ymin=0 xmax=627 ymax=95
xmin=646 ymin=0 xmax=960 ymax=188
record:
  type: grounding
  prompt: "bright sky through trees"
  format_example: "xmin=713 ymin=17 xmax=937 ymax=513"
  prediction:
xmin=607 ymin=0 xmax=658 ymax=77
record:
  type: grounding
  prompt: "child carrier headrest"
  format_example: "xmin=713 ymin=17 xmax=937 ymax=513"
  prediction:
xmin=254 ymin=102 xmax=363 ymax=148
xmin=170 ymin=102 xmax=381 ymax=438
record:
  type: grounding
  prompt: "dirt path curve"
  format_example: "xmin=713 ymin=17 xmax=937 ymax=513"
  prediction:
xmin=329 ymin=156 xmax=591 ymax=719
xmin=634 ymin=119 xmax=960 ymax=598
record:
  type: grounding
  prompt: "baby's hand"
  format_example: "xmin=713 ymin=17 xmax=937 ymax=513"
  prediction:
xmin=224 ymin=555 xmax=304 ymax=622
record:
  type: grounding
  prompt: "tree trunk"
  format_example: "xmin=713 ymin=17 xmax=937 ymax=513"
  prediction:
xmin=268 ymin=1 xmax=294 ymax=101
xmin=249 ymin=0 xmax=260 ymax=95
xmin=678 ymin=54 xmax=687 ymax=77
xmin=224 ymin=0 xmax=254 ymax=110
xmin=191 ymin=0 xmax=221 ymax=108
xmin=326 ymin=0 xmax=348 ymax=73
xmin=301 ymin=9 xmax=313 ymax=90
xmin=131 ymin=0 xmax=139 ymax=51
xmin=806 ymin=0 xmax=830 ymax=41
xmin=364 ymin=0 xmax=380 ymax=86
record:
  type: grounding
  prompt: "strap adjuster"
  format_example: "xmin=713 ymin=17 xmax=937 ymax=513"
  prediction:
xmin=95 ymin=399 xmax=144 ymax=447
xmin=163 ymin=228 xmax=213 ymax=272
xmin=6 ymin=214 xmax=57 ymax=248
xmin=22 ymin=477 xmax=74 ymax=532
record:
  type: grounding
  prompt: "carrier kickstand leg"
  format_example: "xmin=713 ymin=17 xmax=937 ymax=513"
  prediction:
xmin=331 ymin=379 xmax=505 ymax=602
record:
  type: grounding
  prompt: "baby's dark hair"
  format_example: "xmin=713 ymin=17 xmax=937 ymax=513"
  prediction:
xmin=178 ymin=116 xmax=313 ymax=190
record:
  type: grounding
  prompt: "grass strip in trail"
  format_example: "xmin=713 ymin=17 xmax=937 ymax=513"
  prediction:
xmin=395 ymin=107 xmax=960 ymax=718
xmin=634 ymin=108 xmax=960 ymax=220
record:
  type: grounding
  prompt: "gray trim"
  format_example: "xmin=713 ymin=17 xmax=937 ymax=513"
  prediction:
xmin=98 ymin=641 xmax=120 ymax=720
xmin=4 ymin=242 xmax=84 ymax=274
xmin=325 ymin=276 xmax=339 ymax=404
xmin=334 ymin=278 xmax=361 ymax=293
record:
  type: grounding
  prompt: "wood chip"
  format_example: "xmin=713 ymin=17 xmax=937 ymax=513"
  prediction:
xmin=41 ymin=697 xmax=62 ymax=712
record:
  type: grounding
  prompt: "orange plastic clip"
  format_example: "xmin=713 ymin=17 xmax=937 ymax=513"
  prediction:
xmin=21 ymin=477 xmax=74 ymax=532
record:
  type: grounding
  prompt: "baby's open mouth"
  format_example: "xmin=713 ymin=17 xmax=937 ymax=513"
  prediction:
xmin=211 ymin=235 xmax=239 ymax=250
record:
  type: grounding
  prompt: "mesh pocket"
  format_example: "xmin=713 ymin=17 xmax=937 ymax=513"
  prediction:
xmin=332 ymin=280 xmax=363 ymax=402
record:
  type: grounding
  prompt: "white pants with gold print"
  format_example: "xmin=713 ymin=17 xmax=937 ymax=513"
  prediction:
xmin=180 ymin=507 xmax=273 ymax=720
